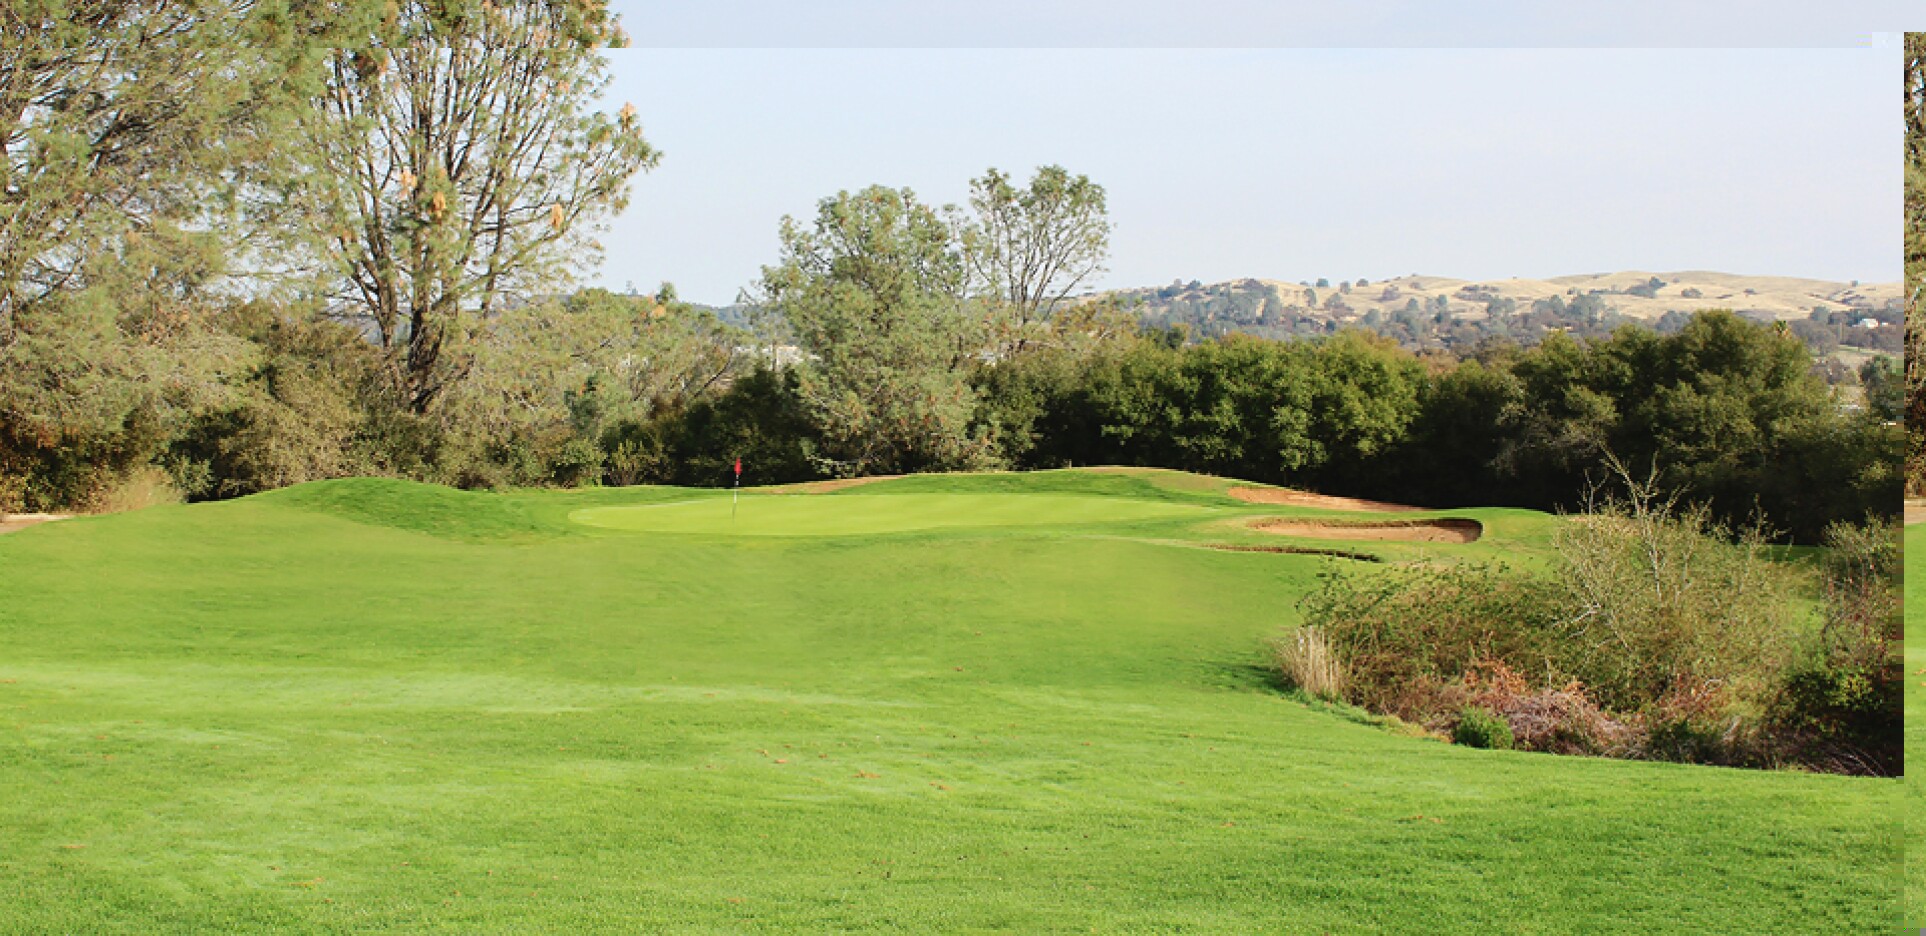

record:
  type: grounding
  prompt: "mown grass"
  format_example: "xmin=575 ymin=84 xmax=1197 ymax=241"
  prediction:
xmin=572 ymin=492 xmax=1218 ymax=537
xmin=0 ymin=470 xmax=1896 ymax=932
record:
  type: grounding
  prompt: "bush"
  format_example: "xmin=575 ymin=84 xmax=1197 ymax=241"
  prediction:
xmin=599 ymin=418 xmax=674 ymax=487
xmin=1770 ymin=518 xmax=1901 ymax=775
xmin=1269 ymin=626 xmax=1345 ymax=701
xmin=1550 ymin=467 xmax=1796 ymax=714
xmin=662 ymin=366 xmax=824 ymax=487
xmin=1452 ymin=707 xmax=1513 ymax=750
xmin=1293 ymin=561 xmax=1566 ymax=725
xmin=1281 ymin=465 xmax=1855 ymax=771
xmin=1460 ymin=659 xmax=1633 ymax=756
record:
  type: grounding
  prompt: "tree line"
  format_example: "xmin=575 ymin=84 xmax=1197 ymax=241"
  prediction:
xmin=0 ymin=6 xmax=1900 ymax=545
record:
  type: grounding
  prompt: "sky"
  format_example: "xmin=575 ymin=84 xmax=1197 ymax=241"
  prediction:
xmin=607 ymin=1 xmax=1914 ymax=49
xmin=587 ymin=17 xmax=1902 ymax=306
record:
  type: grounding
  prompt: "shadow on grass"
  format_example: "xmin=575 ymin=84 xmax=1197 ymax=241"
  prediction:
xmin=1207 ymin=654 xmax=1441 ymax=741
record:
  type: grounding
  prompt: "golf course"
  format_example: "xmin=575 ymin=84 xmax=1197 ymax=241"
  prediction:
xmin=0 ymin=469 xmax=1898 ymax=932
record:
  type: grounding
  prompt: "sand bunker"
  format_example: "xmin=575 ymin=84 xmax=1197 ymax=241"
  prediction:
xmin=1227 ymin=486 xmax=1421 ymax=513
xmin=1251 ymin=517 xmax=1482 ymax=544
xmin=1907 ymin=501 xmax=1926 ymax=526
xmin=0 ymin=513 xmax=71 ymax=535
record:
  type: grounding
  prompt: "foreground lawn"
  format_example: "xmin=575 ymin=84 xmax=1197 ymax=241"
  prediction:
xmin=0 ymin=470 xmax=1896 ymax=932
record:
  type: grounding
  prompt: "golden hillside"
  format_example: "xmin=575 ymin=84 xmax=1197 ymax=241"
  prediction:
xmin=1245 ymin=270 xmax=1898 ymax=322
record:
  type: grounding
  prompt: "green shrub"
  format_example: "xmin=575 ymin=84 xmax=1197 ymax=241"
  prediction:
xmin=1293 ymin=562 xmax=1566 ymax=724
xmin=1452 ymin=708 xmax=1513 ymax=750
xmin=600 ymin=418 xmax=674 ymax=487
xmin=1769 ymin=518 xmax=1901 ymax=775
xmin=1285 ymin=465 xmax=1846 ymax=771
xmin=1549 ymin=471 xmax=1796 ymax=714
xmin=1775 ymin=666 xmax=1898 ymax=773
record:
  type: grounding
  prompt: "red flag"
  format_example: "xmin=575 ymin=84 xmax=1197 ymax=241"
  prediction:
xmin=733 ymin=457 xmax=742 ymax=478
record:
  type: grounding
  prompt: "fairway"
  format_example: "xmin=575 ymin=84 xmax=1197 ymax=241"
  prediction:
xmin=0 ymin=471 xmax=1896 ymax=933
xmin=571 ymin=492 xmax=1215 ymax=536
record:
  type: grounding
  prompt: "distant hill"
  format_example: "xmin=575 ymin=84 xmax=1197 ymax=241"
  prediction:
xmin=1098 ymin=270 xmax=1902 ymax=359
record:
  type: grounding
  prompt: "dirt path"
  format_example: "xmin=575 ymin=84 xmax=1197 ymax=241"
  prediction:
xmin=770 ymin=476 xmax=905 ymax=494
xmin=1228 ymin=486 xmax=1422 ymax=512
xmin=0 ymin=513 xmax=71 ymax=535
xmin=1250 ymin=517 xmax=1482 ymax=544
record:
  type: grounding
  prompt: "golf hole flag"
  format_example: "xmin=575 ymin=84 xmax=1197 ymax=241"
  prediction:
xmin=732 ymin=457 xmax=741 ymax=519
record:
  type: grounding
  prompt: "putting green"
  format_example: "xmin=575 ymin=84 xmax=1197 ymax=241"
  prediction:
xmin=570 ymin=492 xmax=1214 ymax=536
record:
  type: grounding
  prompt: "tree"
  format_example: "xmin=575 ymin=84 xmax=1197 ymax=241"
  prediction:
xmin=0 ymin=1 xmax=329 ymax=344
xmin=284 ymin=3 xmax=659 ymax=414
xmin=1907 ymin=33 xmax=1926 ymax=488
xmin=952 ymin=165 xmax=1110 ymax=344
xmin=756 ymin=185 xmax=989 ymax=475
xmin=0 ymin=3 xmax=349 ymax=509
xmin=1279 ymin=331 xmax=1426 ymax=481
xmin=449 ymin=286 xmax=738 ymax=443
xmin=1860 ymin=355 xmax=1903 ymax=423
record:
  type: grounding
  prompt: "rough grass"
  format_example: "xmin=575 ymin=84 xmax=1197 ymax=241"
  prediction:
xmin=0 ymin=469 xmax=1897 ymax=932
xmin=1270 ymin=626 xmax=1345 ymax=701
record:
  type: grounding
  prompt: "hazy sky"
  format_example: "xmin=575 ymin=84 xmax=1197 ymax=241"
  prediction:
xmin=590 ymin=43 xmax=1898 ymax=306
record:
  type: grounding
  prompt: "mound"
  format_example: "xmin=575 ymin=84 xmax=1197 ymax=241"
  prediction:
xmin=1251 ymin=517 xmax=1482 ymax=544
xmin=262 ymin=477 xmax=558 ymax=541
xmin=1227 ymin=486 xmax=1421 ymax=512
